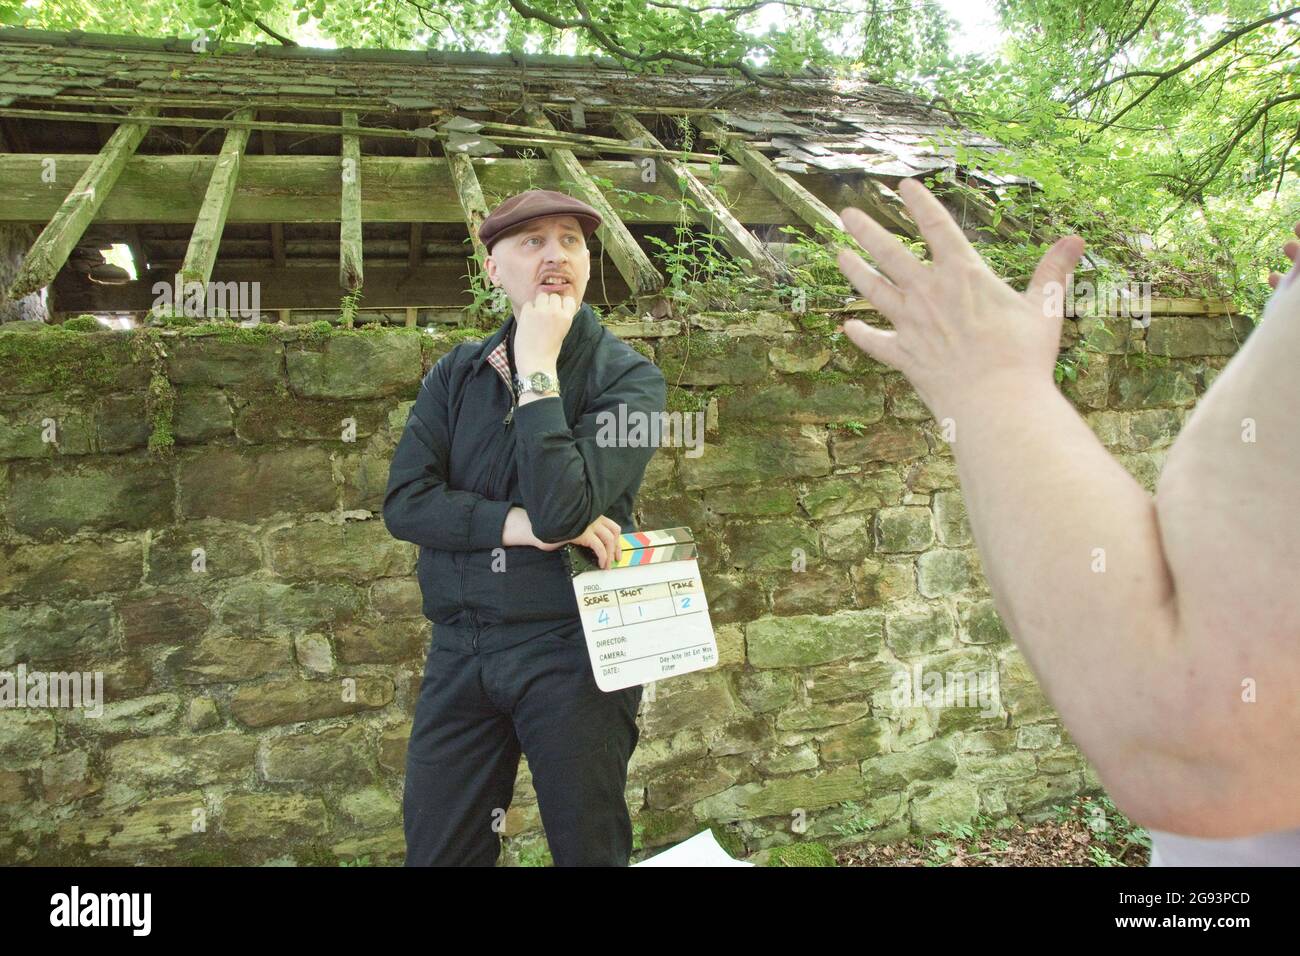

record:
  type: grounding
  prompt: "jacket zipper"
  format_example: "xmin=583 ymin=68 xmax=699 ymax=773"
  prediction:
xmin=464 ymin=373 xmax=516 ymax=652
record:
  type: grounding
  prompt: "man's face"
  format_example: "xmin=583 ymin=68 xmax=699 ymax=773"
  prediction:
xmin=484 ymin=214 xmax=591 ymax=318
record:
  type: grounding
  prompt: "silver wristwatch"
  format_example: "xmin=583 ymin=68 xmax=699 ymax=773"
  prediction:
xmin=514 ymin=370 xmax=560 ymax=398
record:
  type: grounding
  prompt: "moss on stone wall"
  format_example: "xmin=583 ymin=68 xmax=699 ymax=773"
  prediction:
xmin=0 ymin=326 xmax=130 ymax=394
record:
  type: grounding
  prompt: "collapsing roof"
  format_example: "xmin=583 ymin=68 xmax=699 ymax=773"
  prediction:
xmin=0 ymin=26 xmax=1043 ymax=324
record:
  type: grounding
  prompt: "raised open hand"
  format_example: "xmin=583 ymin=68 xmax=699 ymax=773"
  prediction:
xmin=834 ymin=178 xmax=1086 ymax=423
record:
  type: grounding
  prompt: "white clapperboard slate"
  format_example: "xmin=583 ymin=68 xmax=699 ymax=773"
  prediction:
xmin=564 ymin=527 xmax=717 ymax=691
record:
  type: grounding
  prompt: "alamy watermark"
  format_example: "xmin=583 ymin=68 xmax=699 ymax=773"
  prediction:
xmin=595 ymin=403 xmax=705 ymax=458
xmin=151 ymin=276 xmax=262 ymax=321
xmin=890 ymin=663 xmax=1000 ymax=717
xmin=1 ymin=665 xmax=103 ymax=717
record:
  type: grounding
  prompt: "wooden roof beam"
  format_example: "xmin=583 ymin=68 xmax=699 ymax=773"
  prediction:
xmin=178 ymin=108 xmax=254 ymax=290
xmin=444 ymin=141 xmax=491 ymax=269
xmin=6 ymin=105 xmax=155 ymax=300
xmin=0 ymin=107 xmax=722 ymax=162
xmin=0 ymin=155 xmax=876 ymax=226
xmin=611 ymin=110 xmax=790 ymax=284
xmin=339 ymin=110 xmax=363 ymax=314
xmin=521 ymin=102 xmax=662 ymax=298
xmin=695 ymin=114 xmax=847 ymax=241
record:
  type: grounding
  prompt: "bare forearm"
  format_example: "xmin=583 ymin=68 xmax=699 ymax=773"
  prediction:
xmin=946 ymin=373 xmax=1183 ymax=775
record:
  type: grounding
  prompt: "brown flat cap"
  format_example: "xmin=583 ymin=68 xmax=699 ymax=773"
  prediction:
xmin=478 ymin=189 xmax=602 ymax=253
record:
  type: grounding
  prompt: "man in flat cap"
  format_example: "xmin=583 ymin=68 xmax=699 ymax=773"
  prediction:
xmin=384 ymin=189 xmax=667 ymax=866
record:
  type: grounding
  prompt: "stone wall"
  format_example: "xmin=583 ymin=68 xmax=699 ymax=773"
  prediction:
xmin=0 ymin=306 xmax=1252 ymax=864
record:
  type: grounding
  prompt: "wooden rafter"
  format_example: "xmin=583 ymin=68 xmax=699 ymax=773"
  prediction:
xmin=611 ymin=110 xmax=789 ymax=283
xmin=444 ymin=131 xmax=491 ymax=269
xmin=5 ymin=105 xmax=155 ymax=299
xmin=854 ymin=178 xmax=918 ymax=237
xmin=521 ymin=102 xmax=662 ymax=297
xmin=696 ymin=114 xmax=847 ymax=242
xmin=178 ymin=108 xmax=254 ymax=290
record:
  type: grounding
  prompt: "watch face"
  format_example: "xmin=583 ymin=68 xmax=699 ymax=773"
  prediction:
xmin=528 ymin=372 xmax=554 ymax=391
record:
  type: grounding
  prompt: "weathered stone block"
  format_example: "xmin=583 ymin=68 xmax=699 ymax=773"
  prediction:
xmin=910 ymin=781 xmax=979 ymax=833
xmin=719 ymin=377 xmax=883 ymax=425
xmin=1112 ymin=362 xmax=1196 ymax=408
xmin=747 ymin=609 xmax=883 ymax=668
xmin=860 ymin=739 xmax=957 ymax=792
xmin=228 ymin=676 xmax=393 ymax=728
xmin=1145 ymin=313 xmax=1252 ymax=358
xmin=723 ymin=518 xmax=820 ymax=572
xmin=916 ymin=549 xmax=972 ymax=598
xmin=0 ymin=537 xmax=142 ymax=602
xmin=105 ymin=733 xmax=257 ymax=786
xmin=166 ymin=334 xmax=284 ymax=388
xmin=873 ymin=505 xmax=934 ymax=553
xmin=219 ymin=792 xmax=329 ymax=841
xmin=6 ymin=458 xmax=173 ymax=536
xmin=286 ymin=332 xmax=421 ymax=399
xmin=172 ymin=387 xmax=234 ymax=443
xmin=215 ymin=580 xmax=363 ymax=632
xmin=234 ymin=395 xmax=389 ymax=444
xmin=259 ymin=723 xmax=372 ymax=784
xmin=932 ymin=490 xmax=971 ymax=547
xmin=164 ymin=632 xmax=292 ymax=683
xmin=146 ymin=523 xmax=261 ymax=584
xmin=266 ymin=519 xmax=414 ymax=579
xmin=118 ymin=592 xmax=211 ymax=648
xmin=0 ymin=602 xmax=114 ymax=668
xmin=831 ymin=422 xmax=928 ymax=466
xmin=657 ymin=333 xmax=767 ymax=385
xmin=680 ymin=426 xmax=830 ymax=490
xmin=884 ymin=603 xmax=956 ymax=657
xmin=178 ymin=446 xmax=335 ymax=520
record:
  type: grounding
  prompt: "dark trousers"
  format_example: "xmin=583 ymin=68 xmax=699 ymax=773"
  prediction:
xmin=403 ymin=622 xmax=644 ymax=866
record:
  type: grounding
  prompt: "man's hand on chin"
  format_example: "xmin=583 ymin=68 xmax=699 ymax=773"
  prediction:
xmin=515 ymin=291 xmax=577 ymax=376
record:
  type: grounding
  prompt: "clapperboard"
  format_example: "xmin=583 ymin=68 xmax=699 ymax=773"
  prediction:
xmin=566 ymin=527 xmax=717 ymax=692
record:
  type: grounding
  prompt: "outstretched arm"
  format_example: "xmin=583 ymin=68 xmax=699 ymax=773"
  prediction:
xmin=1150 ymin=226 xmax=1300 ymax=834
xmin=835 ymin=181 xmax=1298 ymax=837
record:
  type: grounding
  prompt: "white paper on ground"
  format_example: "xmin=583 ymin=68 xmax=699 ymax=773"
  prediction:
xmin=633 ymin=829 xmax=754 ymax=867
xmin=571 ymin=558 xmax=717 ymax=692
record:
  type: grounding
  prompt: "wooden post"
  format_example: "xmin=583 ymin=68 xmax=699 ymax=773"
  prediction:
xmin=611 ymin=111 xmax=789 ymax=282
xmin=262 ymin=127 xmax=287 ymax=268
xmin=521 ymin=103 xmax=662 ymax=297
xmin=6 ymin=106 xmax=155 ymax=300
xmin=339 ymin=111 xmax=364 ymax=313
xmin=178 ymin=108 xmax=254 ymax=292
xmin=409 ymin=132 xmax=429 ymax=269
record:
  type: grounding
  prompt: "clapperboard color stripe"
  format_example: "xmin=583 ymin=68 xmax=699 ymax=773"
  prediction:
xmin=566 ymin=527 xmax=696 ymax=576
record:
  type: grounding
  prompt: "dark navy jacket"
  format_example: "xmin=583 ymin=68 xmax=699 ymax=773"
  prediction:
xmin=383 ymin=302 xmax=667 ymax=652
